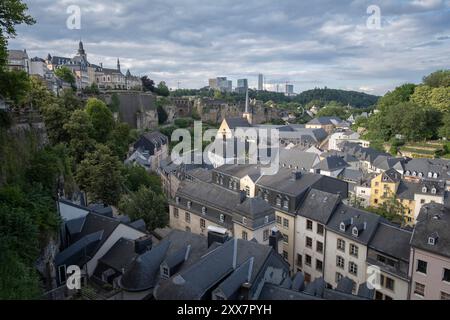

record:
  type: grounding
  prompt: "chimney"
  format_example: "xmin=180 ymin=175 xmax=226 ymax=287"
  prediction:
xmin=363 ymin=222 xmax=367 ymax=230
xmin=207 ymin=226 xmax=229 ymax=248
xmin=134 ymin=236 xmax=152 ymax=254
xmin=291 ymin=170 xmax=302 ymax=181
xmin=100 ymin=62 xmax=103 ymax=68
xmin=240 ymin=190 xmax=247 ymax=203
xmin=240 ymin=282 xmax=252 ymax=300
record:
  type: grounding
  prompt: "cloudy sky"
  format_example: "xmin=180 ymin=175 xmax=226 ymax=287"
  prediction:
xmin=9 ymin=0 xmax=450 ymax=95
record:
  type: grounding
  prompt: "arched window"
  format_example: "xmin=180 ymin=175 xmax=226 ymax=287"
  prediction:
xmin=276 ymin=195 xmax=282 ymax=207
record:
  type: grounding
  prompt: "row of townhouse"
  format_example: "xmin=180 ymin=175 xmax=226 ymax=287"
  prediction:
xmin=169 ymin=163 xmax=450 ymax=300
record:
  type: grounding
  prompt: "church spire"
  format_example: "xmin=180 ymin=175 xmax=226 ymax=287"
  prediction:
xmin=117 ymin=58 xmax=121 ymax=72
xmin=78 ymin=40 xmax=85 ymax=56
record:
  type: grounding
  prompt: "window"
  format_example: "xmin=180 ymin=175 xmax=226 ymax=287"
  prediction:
xmin=306 ymin=220 xmax=313 ymax=231
xmin=263 ymin=229 xmax=269 ymax=242
xmin=200 ymin=218 xmax=206 ymax=229
xmin=350 ymin=244 xmax=359 ymax=258
xmin=282 ymin=233 xmax=289 ymax=244
xmin=283 ymin=197 xmax=289 ymax=209
xmin=162 ymin=267 xmax=169 ymax=277
xmin=263 ymin=192 xmax=269 ymax=202
xmin=276 ymin=216 xmax=282 ymax=225
xmin=202 ymin=207 xmax=207 ymax=215
xmin=443 ymin=268 xmax=450 ymax=282
xmin=335 ymin=272 xmax=343 ymax=283
xmin=283 ymin=251 xmax=288 ymax=260
xmin=316 ymin=259 xmax=323 ymax=272
xmin=296 ymin=254 xmax=302 ymax=267
xmin=220 ymin=214 xmax=225 ymax=223
xmin=349 ymin=262 xmax=358 ymax=276
xmin=245 ymin=186 xmax=250 ymax=197
xmin=317 ymin=224 xmax=324 ymax=235
xmin=185 ymin=226 xmax=191 ymax=232
xmin=316 ymin=241 xmax=323 ymax=253
xmin=58 ymin=265 xmax=67 ymax=284
xmin=377 ymin=254 xmax=396 ymax=267
xmin=264 ymin=216 xmax=269 ymax=224
xmin=414 ymin=282 xmax=425 ymax=297
xmin=242 ymin=231 xmax=248 ymax=241
xmin=187 ymin=201 xmax=192 ymax=209
xmin=417 ymin=260 xmax=427 ymax=274
xmin=242 ymin=217 xmax=247 ymax=225
xmin=304 ymin=273 xmax=311 ymax=283
xmin=385 ymin=277 xmax=395 ymax=291
xmin=305 ymin=255 xmax=312 ymax=267
xmin=336 ymin=256 xmax=344 ymax=269
xmin=276 ymin=195 xmax=282 ymax=207
xmin=173 ymin=208 xmax=179 ymax=219
xmin=306 ymin=237 xmax=313 ymax=248
xmin=185 ymin=212 xmax=191 ymax=223
xmin=441 ymin=292 xmax=450 ymax=300
xmin=337 ymin=239 xmax=345 ymax=252
xmin=283 ymin=218 xmax=289 ymax=229
xmin=175 ymin=197 xmax=180 ymax=204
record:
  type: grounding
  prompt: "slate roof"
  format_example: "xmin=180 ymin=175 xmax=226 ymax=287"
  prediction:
xmin=71 ymin=213 xmax=120 ymax=250
xmin=258 ymin=283 xmax=321 ymax=300
xmin=8 ymin=49 xmax=28 ymax=60
xmin=134 ymin=131 xmax=168 ymax=154
xmin=341 ymin=142 xmax=390 ymax=164
xmin=313 ymin=155 xmax=349 ymax=172
xmin=65 ymin=216 xmax=86 ymax=236
xmin=225 ymin=117 xmax=251 ymax=129
xmin=120 ymin=240 xmax=171 ymax=292
xmin=129 ymin=219 xmax=146 ymax=232
xmin=214 ymin=164 xmax=261 ymax=180
xmin=279 ymin=149 xmax=318 ymax=171
xmin=381 ymin=168 xmax=402 ymax=183
xmin=339 ymin=168 xmax=363 ymax=182
xmin=97 ymin=238 xmax=138 ymax=272
xmin=296 ymin=189 xmax=341 ymax=224
xmin=234 ymin=197 xmax=274 ymax=220
xmin=372 ymin=156 xmax=405 ymax=172
xmin=55 ymin=231 xmax=104 ymax=266
xmin=411 ymin=203 xmax=450 ymax=258
xmin=154 ymin=239 xmax=274 ymax=300
xmin=326 ymin=203 xmax=381 ymax=245
xmin=307 ymin=117 xmax=342 ymax=125
xmin=213 ymin=258 xmax=253 ymax=299
xmin=369 ymin=222 xmax=412 ymax=262
xmin=404 ymin=158 xmax=450 ymax=181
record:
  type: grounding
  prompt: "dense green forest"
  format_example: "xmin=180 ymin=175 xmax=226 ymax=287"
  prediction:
xmin=171 ymin=87 xmax=379 ymax=108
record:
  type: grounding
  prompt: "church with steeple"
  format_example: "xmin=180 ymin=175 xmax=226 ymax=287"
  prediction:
xmin=44 ymin=40 xmax=142 ymax=91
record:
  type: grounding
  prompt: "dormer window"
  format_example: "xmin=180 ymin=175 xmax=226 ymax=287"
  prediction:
xmin=352 ymin=227 xmax=359 ymax=237
xmin=220 ymin=214 xmax=225 ymax=223
xmin=176 ymin=197 xmax=180 ymax=204
xmin=431 ymin=188 xmax=437 ymax=195
xmin=418 ymin=172 xmax=423 ymax=178
xmin=283 ymin=197 xmax=289 ymax=209
xmin=422 ymin=187 xmax=428 ymax=193
xmin=413 ymin=171 xmax=417 ymax=177
xmin=428 ymin=233 xmax=438 ymax=245
xmin=187 ymin=201 xmax=192 ymax=209
xmin=339 ymin=222 xmax=346 ymax=232
xmin=242 ymin=217 xmax=247 ymax=225
xmin=406 ymin=171 xmax=411 ymax=176
xmin=433 ymin=173 xmax=438 ymax=179
xmin=202 ymin=207 xmax=207 ymax=215
xmin=428 ymin=172 xmax=433 ymax=178
xmin=276 ymin=195 xmax=282 ymax=207
xmin=263 ymin=192 xmax=269 ymax=202
xmin=265 ymin=216 xmax=269 ymax=224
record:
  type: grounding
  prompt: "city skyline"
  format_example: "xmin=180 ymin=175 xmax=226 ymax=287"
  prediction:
xmin=8 ymin=0 xmax=450 ymax=95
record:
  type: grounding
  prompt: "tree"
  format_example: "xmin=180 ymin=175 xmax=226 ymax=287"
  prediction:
xmin=75 ymin=144 xmax=124 ymax=205
xmin=429 ymin=87 xmax=450 ymax=113
xmin=63 ymin=109 xmax=96 ymax=163
xmin=157 ymin=105 xmax=168 ymax=124
xmin=85 ymin=98 xmax=114 ymax=143
xmin=439 ymin=112 xmax=450 ymax=140
xmin=24 ymin=76 xmax=55 ymax=110
xmin=41 ymin=102 xmax=70 ymax=145
xmin=118 ymin=186 xmax=168 ymax=231
xmin=107 ymin=121 xmax=132 ymax=160
xmin=141 ymin=76 xmax=155 ymax=92
xmin=155 ymin=81 xmax=170 ymax=97
xmin=123 ymin=165 xmax=162 ymax=193
xmin=0 ymin=69 xmax=30 ymax=105
xmin=377 ymin=83 xmax=416 ymax=112
xmin=0 ymin=0 xmax=35 ymax=68
xmin=59 ymin=88 xmax=82 ymax=111
xmin=423 ymin=70 xmax=450 ymax=88
xmin=54 ymin=66 xmax=76 ymax=89
xmin=109 ymin=92 xmax=120 ymax=113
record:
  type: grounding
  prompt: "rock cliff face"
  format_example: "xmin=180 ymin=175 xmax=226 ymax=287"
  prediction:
xmin=103 ymin=92 xmax=159 ymax=130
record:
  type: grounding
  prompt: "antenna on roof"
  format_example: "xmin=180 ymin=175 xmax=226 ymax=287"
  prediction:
xmin=247 ymin=257 xmax=254 ymax=282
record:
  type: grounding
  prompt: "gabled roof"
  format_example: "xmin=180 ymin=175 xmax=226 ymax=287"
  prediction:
xmin=234 ymin=197 xmax=274 ymax=220
xmin=296 ymin=189 xmax=341 ymax=224
xmin=97 ymin=237 xmax=138 ymax=272
xmin=55 ymin=230 xmax=104 ymax=266
xmin=326 ymin=203 xmax=381 ymax=245
xmin=134 ymin=131 xmax=168 ymax=154
xmin=8 ymin=49 xmax=28 ymax=60
xmin=380 ymin=168 xmax=402 ymax=183
xmin=369 ymin=222 xmax=412 ymax=262
xmin=411 ymin=203 xmax=450 ymax=258
xmin=120 ymin=240 xmax=171 ymax=292
xmin=279 ymin=149 xmax=318 ymax=171
xmin=307 ymin=117 xmax=342 ymax=125
xmin=225 ymin=117 xmax=251 ymax=129
xmin=213 ymin=258 xmax=253 ymax=299
xmin=313 ymin=155 xmax=349 ymax=172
